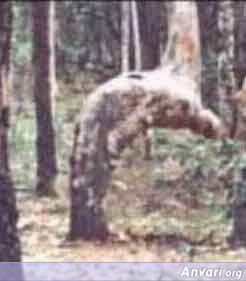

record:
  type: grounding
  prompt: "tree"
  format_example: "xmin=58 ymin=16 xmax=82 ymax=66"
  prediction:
xmin=121 ymin=1 xmax=130 ymax=73
xmin=198 ymin=1 xmax=237 ymax=137
xmin=234 ymin=2 xmax=246 ymax=89
xmin=121 ymin=0 xmax=142 ymax=73
xmin=162 ymin=1 xmax=201 ymax=84
xmin=137 ymin=2 xmax=166 ymax=159
xmin=131 ymin=0 xmax=141 ymax=71
xmin=197 ymin=1 xmax=220 ymax=111
xmin=231 ymin=165 xmax=246 ymax=246
xmin=56 ymin=2 xmax=122 ymax=77
xmin=32 ymin=1 xmax=57 ymax=196
xmin=230 ymin=2 xmax=246 ymax=244
xmin=217 ymin=1 xmax=236 ymax=124
xmin=138 ymin=1 xmax=163 ymax=70
xmin=0 ymin=1 xmax=22 ymax=262
xmin=68 ymin=69 xmax=225 ymax=240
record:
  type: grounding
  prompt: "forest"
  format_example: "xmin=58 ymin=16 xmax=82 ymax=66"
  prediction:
xmin=1 ymin=0 xmax=246 ymax=266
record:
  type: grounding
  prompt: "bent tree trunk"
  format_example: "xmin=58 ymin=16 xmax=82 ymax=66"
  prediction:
xmin=69 ymin=69 xmax=225 ymax=240
xmin=0 ymin=2 xmax=22 ymax=262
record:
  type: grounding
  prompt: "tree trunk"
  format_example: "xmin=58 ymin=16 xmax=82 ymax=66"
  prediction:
xmin=32 ymin=1 xmax=57 ymax=196
xmin=136 ymin=2 xmax=164 ymax=160
xmin=121 ymin=1 xmax=130 ymax=73
xmin=231 ymin=167 xmax=246 ymax=246
xmin=217 ymin=1 xmax=237 ymax=137
xmin=68 ymin=69 xmax=225 ymax=240
xmin=229 ymin=3 xmax=246 ymax=140
xmin=230 ymin=3 xmax=246 ymax=245
xmin=131 ymin=0 xmax=141 ymax=71
xmin=49 ymin=0 xmax=57 ymax=115
xmin=138 ymin=1 xmax=163 ymax=70
xmin=162 ymin=1 xmax=201 ymax=91
xmin=0 ymin=2 xmax=22 ymax=263
xmin=217 ymin=2 xmax=236 ymax=106
xmin=197 ymin=1 xmax=220 ymax=112
xmin=234 ymin=2 xmax=246 ymax=89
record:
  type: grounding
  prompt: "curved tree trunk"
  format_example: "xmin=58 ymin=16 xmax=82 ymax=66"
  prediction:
xmin=0 ymin=2 xmax=22 ymax=263
xmin=68 ymin=69 xmax=225 ymax=240
xmin=32 ymin=1 xmax=58 ymax=196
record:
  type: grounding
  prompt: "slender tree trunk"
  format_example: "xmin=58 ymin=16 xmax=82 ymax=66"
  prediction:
xmin=230 ymin=2 xmax=246 ymax=139
xmin=138 ymin=1 xmax=163 ymax=70
xmin=137 ymin=1 xmax=164 ymax=159
xmin=0 ymin=2 xmax=22 ymax=263
xmin=234 ymin=2 xmax=246 ymax=89
xmin=49 ymin=0 xmax=57 ymax=115
xmin=121 ymin=1 xmax=130 ymax=73
xmin=197 ymin=1 xmax=220 ymax=112
xmin=32 ymin=1 xmax=57 ymax=196
xmin=217 ymin=2 xmax=236 ymax=106
xmin=231 ymin=167 xmax=246 ymax=246
xmin=160 ymin=2 xmax=169 ymax=64
xmin=131 ymin=0 xmax=141 ymax=71
xmin=217 ymin=1 xmax=237 ymax=138
xmin=230 ymin=1 xmax=246 ymax=245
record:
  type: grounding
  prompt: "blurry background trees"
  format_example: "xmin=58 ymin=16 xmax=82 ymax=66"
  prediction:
xmin=0 ymin=1 xmax=22 ymax=262
xmin=3 ymin=0 xmax=246 ymax=261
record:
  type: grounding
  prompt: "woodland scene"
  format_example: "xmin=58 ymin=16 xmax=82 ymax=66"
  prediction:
xmin=1 ymin=0 xmax=246 ymax=265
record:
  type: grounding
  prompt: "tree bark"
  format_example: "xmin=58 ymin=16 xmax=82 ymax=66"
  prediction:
xmin=197 ymin=1 xmax=220 ymax=112
xmin=217 ymin=2 xmax=236 ymax=104
xmin=68 ymin=69 xmax=225 ymax=240
xmin=229 ymin=2 xmax=246 ymax=246
xmin=131 ymin=0 xmax=141 ymax=71
xmin=136 ymin=2 xmax=164 ymax=160
xmin=231 ymin=167 xmax=246 ymax=246
xmin=0 ymin=2 xmax=22 ymax=263
xmin=162 ymin=1 xmax=201 ymax=85
xmin=121 ymin=1 xmax=130 ymax=73
xmin=232 ymin=2 xmax=246 ymax=139
xmin=234 ymin=2 xmax=246 ymax=89
xmin=32 ymin=1 xmax=57 ymax=196
xmin=138 ymin=1 xmax=163 ymax=70
xmin=217 ymin=1 xmax=237 ymax=137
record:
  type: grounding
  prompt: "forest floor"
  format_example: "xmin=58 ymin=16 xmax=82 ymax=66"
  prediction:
xmin=11 ymin=76 xmax=246 ymax=261
xmin=17 ymin=160 xmax=246 ymax=262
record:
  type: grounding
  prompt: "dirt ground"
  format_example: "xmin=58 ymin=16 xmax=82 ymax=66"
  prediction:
xmin=17 ymin=174 xmax=246 ymax=262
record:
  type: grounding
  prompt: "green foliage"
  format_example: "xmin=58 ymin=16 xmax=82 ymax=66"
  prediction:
xmin=9 ymin=114 xmax=36 ymax=188
xmin=153 ymin=129 xmax=246 ymax=215
xmin=12 ymin=2 xmax=32 ymax=66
